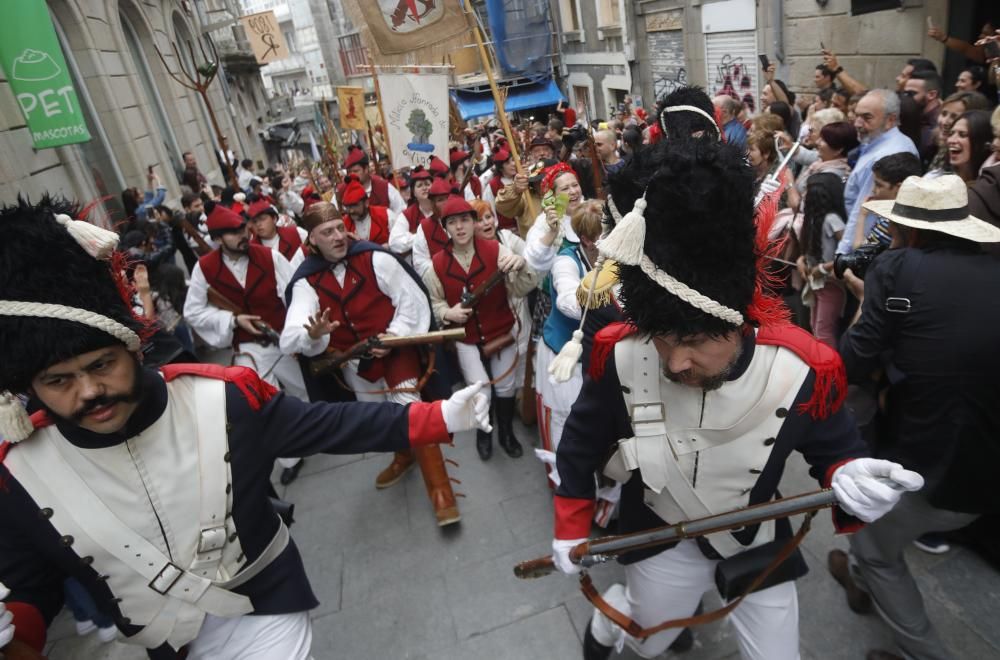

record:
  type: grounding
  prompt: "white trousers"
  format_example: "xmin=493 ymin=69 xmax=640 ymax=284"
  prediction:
xmin=592 ymin=539 xmax=800 ymax=660
xmin=234 ymin=342 xmax=308 ymax=469
xmin=342 ymin=362 xmax=420 ymax=405
xmin=186 ymin=611 xmax=312 ymax=660
xmin=454 ymin=341 xmax=517 ymax=401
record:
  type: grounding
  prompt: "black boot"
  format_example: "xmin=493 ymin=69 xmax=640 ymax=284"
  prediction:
xmin=495 ymin=396 xmax=523 ymax=458
xmin=279 ymin=458 xmax=305 ymax=485
xmin=582 ymin=621 xmax=613 ymax=660
xmin=669 ymin=627 xmax=694 ymax=652
xmin=476 ymin=428 xmax=493 ymax=461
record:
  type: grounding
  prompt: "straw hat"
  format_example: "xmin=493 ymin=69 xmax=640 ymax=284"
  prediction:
xmin=862 ymin=175 xmax=1000 ymax=243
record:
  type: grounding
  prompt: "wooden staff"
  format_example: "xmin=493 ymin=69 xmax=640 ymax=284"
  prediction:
xmin=461 ymin=0 xmax=538 ymax=220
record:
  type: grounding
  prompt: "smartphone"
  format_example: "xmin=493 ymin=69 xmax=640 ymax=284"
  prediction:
xmin=759 ymin=54 xmax=771 ymax=70
xmin=147 ymin=164 xmax=153 ymax=175
xmin=820 ymin=41 xmax=826 ymax=51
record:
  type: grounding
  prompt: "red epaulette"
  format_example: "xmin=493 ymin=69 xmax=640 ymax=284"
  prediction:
xmin=588 ymin=321 xmax=638 ymax=380
xmin=160 ymin=363 xmax=278 ymax=412
xmin=756 ymin=324 xmax=847 ymax=419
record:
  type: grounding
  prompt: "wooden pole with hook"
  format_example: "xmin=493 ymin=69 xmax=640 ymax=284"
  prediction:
xmin=460 ymin=0 xmax=538 ymax=220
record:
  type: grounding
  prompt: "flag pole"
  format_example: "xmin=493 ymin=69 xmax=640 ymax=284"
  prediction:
xmin=461 ymin=0 xmax=538 ymax=219
xmin=367 ymin=64 xmax=403 ymax=194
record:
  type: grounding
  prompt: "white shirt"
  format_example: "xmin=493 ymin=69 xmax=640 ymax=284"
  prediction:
xmin=480 ymin=175 xmax=512 ymax=211
xmin=236 ymin=167 xmax=254 ymax=191
xmin=524 ymin=213 xmax=579 ymax=275
xmin=411 ymin=226 xmax=433 ymax=277
xmin=184 ymin=249 xmax=294 ymax=349
xmin=389 ymin=206 xmax=433 ymax=256
xmin=258 ymin=226 xmax=308 ymax=271
xmin=280 ymin=251 xmax=431 ymax=357
xmin=551 ymin=251 xmax=587 ymax=321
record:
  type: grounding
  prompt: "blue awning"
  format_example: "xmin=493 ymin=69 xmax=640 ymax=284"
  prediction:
xmin=451 ymin=78 xmax=566 ymax=121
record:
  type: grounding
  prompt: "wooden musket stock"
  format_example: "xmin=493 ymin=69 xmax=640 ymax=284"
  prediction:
xmin=307 ymin=328 xmax=467 ymax=377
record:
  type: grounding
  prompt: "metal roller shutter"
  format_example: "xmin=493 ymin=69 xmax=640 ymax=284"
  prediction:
xmin=704 ymin=31 xmax=760 ymax=114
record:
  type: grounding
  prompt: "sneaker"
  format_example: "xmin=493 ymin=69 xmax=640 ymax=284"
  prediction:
xmin=913 ymin=533 xmax=951 ymax=555
xmin=75 ymin=619 xmax=97 ymax=636
xmin=96 ymin=624 xmax=118 ymax=643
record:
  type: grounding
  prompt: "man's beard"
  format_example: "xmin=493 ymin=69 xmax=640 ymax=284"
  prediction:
xmin=662 ymin=343 xmax=743 ymax=392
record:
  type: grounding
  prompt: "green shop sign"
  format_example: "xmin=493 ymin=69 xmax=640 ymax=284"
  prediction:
xmin=0 ymin=0 xmax=91 ymax=149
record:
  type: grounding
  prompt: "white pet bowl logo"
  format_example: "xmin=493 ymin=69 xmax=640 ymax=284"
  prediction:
xmin=11 ymin=49 xmax=61 ymax=82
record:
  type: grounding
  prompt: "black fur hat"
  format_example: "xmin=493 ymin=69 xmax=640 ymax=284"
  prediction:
xmin=655 ymin=86 xmax=720 ymax=142
xmin=0 ymin=197 xmax=146 ymax=394
xmin=604 ymin=138 xmax=757 ymax=339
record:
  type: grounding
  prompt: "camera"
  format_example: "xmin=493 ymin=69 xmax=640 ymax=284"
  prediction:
xmin=563 ymin=124 xmax=589 ymax=147
xmin=833 ymin=243 xmax=886 ymax=279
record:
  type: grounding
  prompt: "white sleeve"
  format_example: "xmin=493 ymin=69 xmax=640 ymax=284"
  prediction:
xmin=373 ymin=251 xmax=431 ymax=336
xmin=422 ymin=265 xmax=451 ymax=326
xmin=481 ymin=182 xmax=496 ymax=207
xmin=524 ymin=213 xmax=558 ymax=274
xmin=411 ymin=226 xmax=432 ymax=277
xmin=500 ymin=229 xmax=526 ymax=256
xmin=388 ymin=184 xmax=406 ymax=216
xmin=551 ymin=254 xmax=583 ymax=320
xmin=288 ymin=248 xmax=305 ymax=272
xmin=279 ymin=278 xmax=329 ymax=357
xmin=182 ymin=263 xmax=235 ymax=348
xmin=389 ymin=212 xmax=415 ymax=254
xmin=272 ymin=251 xmax=294 ymax=307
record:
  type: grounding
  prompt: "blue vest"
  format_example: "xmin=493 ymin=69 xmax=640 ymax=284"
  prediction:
xmin=542 ymin=242 xmax=586 ymax=353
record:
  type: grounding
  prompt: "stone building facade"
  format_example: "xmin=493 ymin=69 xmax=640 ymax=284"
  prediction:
xmin=0 ymin=0 xmax=267 ymax=218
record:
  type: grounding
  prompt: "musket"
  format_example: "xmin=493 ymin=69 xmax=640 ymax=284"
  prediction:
xmin=307 ymin=328 xmax=467 ymax=377
xmin=514 ymin=488 xmax=839 ymax=579
xmin=754 ymin=141 xmax=800 ymax=209
xmin=460 ymin=269 xmax=507 ymax=309
xmin=205 ymin=286 xmax=281 ymax=346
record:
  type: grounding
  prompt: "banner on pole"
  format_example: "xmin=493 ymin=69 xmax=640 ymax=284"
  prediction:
xmin=240 ymin=11 xmax=289 ymax=65
xmin=337 ymin=86 xmax=366 ymax=130
xmin=0 ymin=0 xmax=91 ymax=150
xmin=340 ymin=0 xmax=470 ymax=58
xmin=380 ymin=73 xmax=449 ymax=169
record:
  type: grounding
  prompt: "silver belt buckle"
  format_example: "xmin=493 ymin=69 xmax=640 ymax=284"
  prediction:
xmin=149 ymin=562 xmax=183 ymax=595
xmin=885 ymin=297 xmax=911 ymax=313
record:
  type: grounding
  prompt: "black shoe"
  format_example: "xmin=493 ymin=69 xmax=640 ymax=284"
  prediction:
xmin=669 ymin=627 xmax=694 ymax=652
xmin=476 ymin=429 xmax=493 ymax=461
xmin=582 ymin=622 xmax=613 ymax=660
xmin=279 ymin=459 xmax=305 ymax=485
xmin=495 ymin=397 xmax=523 ymax=458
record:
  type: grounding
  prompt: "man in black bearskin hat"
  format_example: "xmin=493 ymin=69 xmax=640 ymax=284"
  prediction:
xmin=548 ymin=137 xmax=924 ymax=659
xmin=0 ymin=198 xmax=489 ymax=658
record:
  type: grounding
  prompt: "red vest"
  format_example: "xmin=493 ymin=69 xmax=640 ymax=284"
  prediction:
xmin=432 ymin=237 xmax=514 ymax=345
xmin=369 ymin=176 xmax=391 ymax=208
xmin=199 ymin=244 xmax=287 ymax=345
xmin=253 ymin=225 xmax=304 ymax=262
xmin=420 ymin=215 xmax=450 ymax=259
xmin=403 ymin=204 xmax=431 ymax=233
xmin=344 ymin=205 xmax=390 ymax=244
xmin=489 ymin=177 xmax=518 ymax=232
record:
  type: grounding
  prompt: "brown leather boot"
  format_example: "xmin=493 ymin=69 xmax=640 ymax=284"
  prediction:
xmin=375 ymin=450 xmax=415 ymax=489
xmin=413 ymin=444 xmax=460 ymax=526
xmin=828 ymin=549 xmax=873 ymax=614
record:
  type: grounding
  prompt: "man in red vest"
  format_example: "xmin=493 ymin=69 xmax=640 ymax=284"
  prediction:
xmin=280 ymin=202 xmax=463 ymax=527
xmin=424 ymin=196 xmax=537 ymax=460
xmin=340 ymin=177 xmax=392 ymax=247
xmin=183 ymin=203 xmax=309 ymax=484
xmin=410 ymin=176 xmax=455 ymax=277
xmin=450 ymin=147 xmax=482 ymax=201
xmin=481 ymin=148 xmax=519 ymax=232
xmin=338 ymin=145 xmax=405 ymax=216
xmin=248 ymin=199 xmax=308 ymax=270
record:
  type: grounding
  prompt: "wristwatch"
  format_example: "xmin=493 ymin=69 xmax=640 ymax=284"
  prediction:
xmin=832 ymin=67 xmax=844 ymax=76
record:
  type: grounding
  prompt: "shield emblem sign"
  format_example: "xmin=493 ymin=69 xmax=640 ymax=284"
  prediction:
xmin=378 ymin=0 xmax=445 ymax=33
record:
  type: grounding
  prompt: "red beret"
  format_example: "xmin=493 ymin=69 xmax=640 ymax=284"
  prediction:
xmin=409 ymin=165 xmax=431 ymax=182
xmin=247 ymin=200 xmax=277 ymax=219
xmin=341 ymin=179 xmax=368 ymax=205
xmin=428 ymin=177 xmax=454 ymax=197
xmin=439 ymin=195 xmax=474 ymax=223
xmin=492 ymin=148 xmax=511 ymax=164
xmin=428 ymin=155 xmax=450 ymax=177
xmin=206 ymin=204 xmax=246 ymax=233
xmin=449 ymin=148 xmax=470 ymax=167
xmin=344 ymin=145 xmax=369 ymax=169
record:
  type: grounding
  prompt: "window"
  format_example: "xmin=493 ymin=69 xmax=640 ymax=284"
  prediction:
xmin=283 ymin=30 xmax=296 ymax=53
xmin=573 ymin=85 xmax=591 ymax=118
xmin=596 ymin=0 xmax=620 ymax=27
xmin=559 ymin=0 xmax=580 ymax=32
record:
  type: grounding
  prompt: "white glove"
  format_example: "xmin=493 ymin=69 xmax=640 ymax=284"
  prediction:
xmin=552 ymin=538 xmax=586 ymax=575
xmin=0 ymin=581 xmax=15 ymax=649
xmin=441 ymin=381 xmax=491 ymax=433
xmin=759 ymin=177 xmax=781 ymax=196
xmin=831 ymin=458 xmax=924 ymax=523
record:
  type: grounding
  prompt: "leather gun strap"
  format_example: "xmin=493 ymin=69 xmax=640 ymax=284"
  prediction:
xmin=579 ymin=511 xmax=816 ymax=640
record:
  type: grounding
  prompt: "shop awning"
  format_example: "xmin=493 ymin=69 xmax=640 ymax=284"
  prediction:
xmin=451 ymin=78 xmax=566 ymax=120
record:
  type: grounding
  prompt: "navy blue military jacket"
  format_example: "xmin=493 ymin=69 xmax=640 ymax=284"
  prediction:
xmin=554 ymin=332 xmax=868 ymax=564
xmin=0 ymin=366 xmax=442 ymax=658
